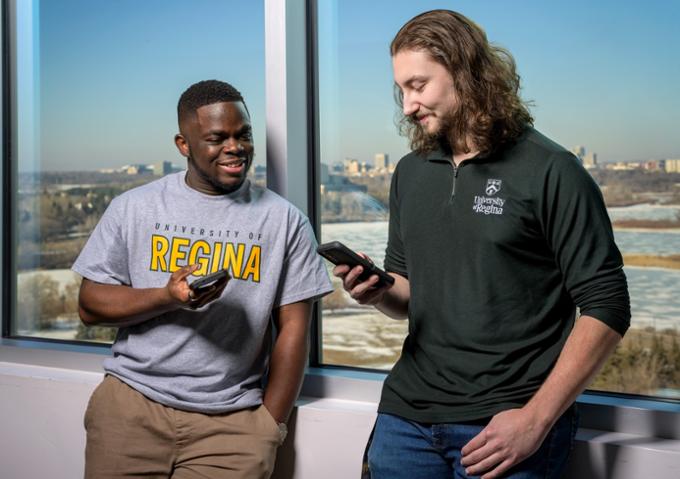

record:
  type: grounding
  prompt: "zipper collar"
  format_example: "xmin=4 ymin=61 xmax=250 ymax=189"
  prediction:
xmin=423 ymin=147 xmax=489 ymax=165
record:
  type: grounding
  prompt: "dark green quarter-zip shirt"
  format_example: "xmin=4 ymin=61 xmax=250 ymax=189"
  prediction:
xmin=380 ymin=128 xmax=630 ymax=423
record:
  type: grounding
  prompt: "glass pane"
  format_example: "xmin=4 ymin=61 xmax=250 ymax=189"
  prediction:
xmin=315 ymin=0 xmax=680 ymax=399
xmin=317 ymin=1 xmax=412 ymax=369
xmin=10 ymin=0 xmax=266 ymax=342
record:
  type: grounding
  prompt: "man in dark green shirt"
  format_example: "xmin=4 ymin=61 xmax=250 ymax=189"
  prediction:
xmin=334 ymin=9 xmax=629 ymax=479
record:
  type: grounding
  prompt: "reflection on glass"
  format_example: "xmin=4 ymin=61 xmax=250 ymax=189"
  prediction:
xmin=11 ymin=0 xmax=265 ymax=342
xmin=316 ymin=0 xmax=680 ymax=400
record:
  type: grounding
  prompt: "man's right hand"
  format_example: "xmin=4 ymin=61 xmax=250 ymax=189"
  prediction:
xmin=332 ymin=253 xmax=393 ymax=306
xmin=168 ymin=264 xmax=229 ymax=310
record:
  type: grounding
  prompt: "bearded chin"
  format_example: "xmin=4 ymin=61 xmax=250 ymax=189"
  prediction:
xmin=416 ymin=117 xmax=453 ymax=155
xmin=432 ymin=109 xmax=463 ymax=155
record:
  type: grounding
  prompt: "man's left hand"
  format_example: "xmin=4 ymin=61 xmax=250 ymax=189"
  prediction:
xmin=460 ymin=408 xmax=550 ymax=478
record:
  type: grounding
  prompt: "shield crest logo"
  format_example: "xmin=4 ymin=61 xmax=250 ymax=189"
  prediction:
xmin=485 ymin=179 xmax=502 ymax=196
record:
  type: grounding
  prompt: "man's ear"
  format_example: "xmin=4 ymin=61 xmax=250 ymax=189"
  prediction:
xmin=175 ymin=134 xmax=190 ymax=158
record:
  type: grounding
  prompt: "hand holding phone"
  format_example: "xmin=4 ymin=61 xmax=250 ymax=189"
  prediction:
xmin=187 ymin=268 xmax=231 ymax=308
xmin=317 ymin=241 xmax=394 ymax=287
xmin=189 ymin=268 xmax=230 ymax=292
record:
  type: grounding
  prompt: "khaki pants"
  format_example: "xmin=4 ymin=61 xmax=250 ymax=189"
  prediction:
xmin=84 ymin=375 xmax=281 ymax=479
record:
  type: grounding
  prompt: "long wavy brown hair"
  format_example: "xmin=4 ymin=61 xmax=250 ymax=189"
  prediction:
xmin=391 ymin=10 xmax=533 ymax=155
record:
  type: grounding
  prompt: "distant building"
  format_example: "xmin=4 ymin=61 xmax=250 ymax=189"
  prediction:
xmin=374 ymin=153 xmax=389 ymax=171
xmin=101 ymin=163 xmax=176 ymax=175
xmin=571 ymin=146 xmax=586 ymax=161
xmin=583 ymin=152 xmax=598 ymax=169
xmin=606 ymin=161 xmax=639 ymax=171
xmin=571 ymin=145 xmax=598 ymax=169
xmin=152 ymin=161 xmax=173 ymax=176
xmin=665 ymin=159 xmax=680 ymax=173
xmin=344 ymin=158 xmax=360 ymax=176
xmin=122 ymin=164 xmax=152 ymax=175
xmin=642 ymin=160 xmax=662 ymax=171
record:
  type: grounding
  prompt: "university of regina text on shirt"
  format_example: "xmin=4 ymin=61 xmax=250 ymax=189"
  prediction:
xmin=149 ymin=223 xmax=263 ymax=283
xmin=472 ymin=179 xmax=505 ymax=216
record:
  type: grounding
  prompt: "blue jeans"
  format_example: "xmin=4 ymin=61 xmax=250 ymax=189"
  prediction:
xmin=367 ymin=406 xmax=577 ymax=479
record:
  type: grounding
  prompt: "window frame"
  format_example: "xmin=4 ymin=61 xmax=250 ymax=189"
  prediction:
xmin=1 ymin=0 xmax=10 ymax=340
xmin=0 ymin=0 xmax=679 ymax=442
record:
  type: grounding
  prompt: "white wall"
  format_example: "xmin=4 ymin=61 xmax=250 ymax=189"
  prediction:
xmin=2 ymin=354 xmax=680 ymax=479
xmin=272 ymin=398 xmax=376 ymax=479
xmin=0 ymin=363 xmax=100 ymax=479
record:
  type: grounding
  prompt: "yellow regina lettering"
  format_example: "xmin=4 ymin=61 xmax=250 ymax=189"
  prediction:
xmin=150 ymin=235 xmax=261 ymax=282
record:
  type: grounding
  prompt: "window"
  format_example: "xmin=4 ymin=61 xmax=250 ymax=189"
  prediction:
xmin=316 ymin=0 xmax=417 ymax=369
xmin=315 ymin=0 xmax=680 ymax=400
xmin=5 ymin=0 xmax=266 ymax=342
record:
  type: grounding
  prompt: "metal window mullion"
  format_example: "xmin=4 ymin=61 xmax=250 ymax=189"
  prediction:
xmin=265 ymin=0 xmax=324 ymax=366
xmin=265 ymin=0 xmax=309 ymax=214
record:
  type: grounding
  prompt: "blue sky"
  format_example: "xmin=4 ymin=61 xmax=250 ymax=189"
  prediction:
xmin=318 ymin=0 xmax=680 ymax=166
xmin=35 ymin=0 xmax=266 ymax=171
xmin=20 ymin=0 xmax=680 ymax=171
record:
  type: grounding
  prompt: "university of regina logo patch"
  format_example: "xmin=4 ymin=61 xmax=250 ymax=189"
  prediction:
xmin=485 ymin=179 xmax=502 ymax=196
xmin=473 ymin=179 xmax=505 ymax=215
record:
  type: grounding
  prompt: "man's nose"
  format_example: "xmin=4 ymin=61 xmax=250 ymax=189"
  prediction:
xmin=402 ymin=94 xmax=418 ymax=116
xmin=223 ymin=139 xmax=243 ymax=153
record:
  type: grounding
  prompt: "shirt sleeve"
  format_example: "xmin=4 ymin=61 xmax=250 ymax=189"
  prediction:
xmin=538 ymin=152 xmax=630 ymax=336
xmin=274 ymin=212 xmax=333 ymax=307
xmin=384 ymin=163 xmax=408 ymax=276
xmin=71 ymin=197 xmax=131 ymax=286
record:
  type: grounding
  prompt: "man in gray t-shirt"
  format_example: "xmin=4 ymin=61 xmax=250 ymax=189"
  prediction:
xmin=73 ymin=80 xmax=332 ymax=479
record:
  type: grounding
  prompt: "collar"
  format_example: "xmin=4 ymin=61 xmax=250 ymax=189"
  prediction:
xmin=423 ymin=147 xmax=490 ymax=164
xmin=424 ymin=148 xmax=450 ymax=162
xmin=179 ymin=170 xmax=252 ymax=202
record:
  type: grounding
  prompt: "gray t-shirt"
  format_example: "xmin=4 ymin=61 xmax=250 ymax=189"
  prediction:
xmin=72 ymin=171 xmax=332 ymax=413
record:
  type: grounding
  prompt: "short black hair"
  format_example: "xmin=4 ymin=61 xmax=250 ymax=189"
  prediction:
xmin=177 ymin=80 xmax=249 ymax=123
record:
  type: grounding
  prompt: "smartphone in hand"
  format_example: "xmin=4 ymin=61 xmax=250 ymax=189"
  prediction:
xmin=317 ymin=241 xmax=394 ymax=287
xmin=189 ymin=269 xmax=230 ymax=293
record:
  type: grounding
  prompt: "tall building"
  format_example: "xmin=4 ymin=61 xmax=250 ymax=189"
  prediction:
xmin=571 ymin=146 xmax=598 ymax=169
xmin=374 ymin=153 xmax=389 ymax=170
xmin=344 ymin=158 xmax=360 ymax=176
xmin=571 ymin=145 xmax=586 ymax=161
xmin=583 ymin=152 xmax=598 ymax=169
xmin=153 ymin=160 xmax=173 ymax=176
xmin=665 ymin=158 xmax=680 ymax=173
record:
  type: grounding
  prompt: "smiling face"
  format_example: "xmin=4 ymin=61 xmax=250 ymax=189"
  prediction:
xmin=175 ymin=101 xmax=254 ymax=195
xmin=392 ymin=49 xmax=458 ymax=136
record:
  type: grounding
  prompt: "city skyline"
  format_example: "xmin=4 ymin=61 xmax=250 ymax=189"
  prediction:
xmin=16 ymin=0 xmax=680 ymax=172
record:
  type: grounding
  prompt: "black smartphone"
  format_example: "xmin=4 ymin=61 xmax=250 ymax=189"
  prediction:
xmin=317 ymin=241 xmax=394 ymax=286
xmin=189 ymin=269 xmax=230 ymax=291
